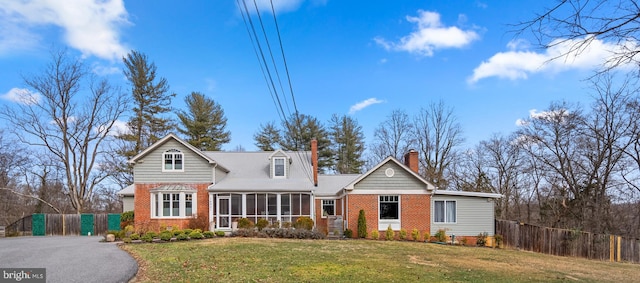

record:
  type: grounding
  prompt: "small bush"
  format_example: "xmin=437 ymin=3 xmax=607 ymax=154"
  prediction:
xmin=172 ymin=229 xmax=183 ymax=236
xmin=123 ymin=237 xmax=132 ymax=244
xmin=106 ymin=230 xmax=122 ymax=240
xmin=357 ymin=210 xmax=367 ymax=238
xmin=130 ymin=233 xmax=140 ymax=240
xmin=237 ymin=218 xmax=254 ymax=229
xmin=216 ymin=231 xmax=226 ymax=237
xmin=385 ymin=226 xmax=394 ymax=241
xmin=177 ymin=233 xmax=189 ymax=241
xmin=183 ymin=229 xmax=193 ymax=235
xmin=399 ymin=228 xmax=407 ymax=240
xmin=231 ymin=228 xmax=325 ymax=240
xmin=145 ymin=231 xmax=158 ymax=239
xmin=124 ymin=225 xmax=135 ymax=237
xmin=344 ymin=229 xmax=353 ymax=238
xmin=371 ymin=230 xmax=379 ymax=240
xmin=269 ymin=221 xmax=280 ymax=229
xmin=256 ymin=219 xmax=269 ymax=231
xmin=435 ymin=229 xmax=447 ymax=242
xmin=121 ymin=211 xmax=134 ymax=229
xmin=495 ymin=234 xmax=503 ymax=247
xmin=188 ymin=212 xmax=209 ymax=231
xmin=141 ymin=234 xmax=153 ymax=243
xmin=203 ymin=231 xmax=215 ymax=238
xmin=189 ymin=231 xmax=204 ymax=239
xmin=294 ymin=217 xmax=314 ymax=230
xmin=476 ymin=232 xmax=488 ymax=247
xmin=232 ymin=229 xmax=257 ymax=237
xmin=282 ymin=222 xmax=291 ymax=229
xmin=460 ymin=237 xmax=468 ymax=246
xmin=411 ymin=228 xmax=420 ymax=241
xmin=159 ymin=231 xmax=173 ymax=241
xmin=424 ymin=232 xmax=431 ymax=242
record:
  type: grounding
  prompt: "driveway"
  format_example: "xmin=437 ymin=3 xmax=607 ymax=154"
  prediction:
xmin=0 ymin=236 xmax=137 ymax=283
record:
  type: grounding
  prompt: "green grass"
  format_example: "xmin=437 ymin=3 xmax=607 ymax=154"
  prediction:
xmin=121 ymin=238 xmax=640 ymax=282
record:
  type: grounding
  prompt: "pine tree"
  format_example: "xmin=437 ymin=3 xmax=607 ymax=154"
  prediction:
xmin=329 ymin=114 xmax=365 ymax=174
xmin=280 ymin=113 xmax=333 ymax=172
xmin=253 ymin=121 xmax=282 ymax=151
xmin=177 ymin=92 xmax=230 ymax=151
xmin=357 ymin=209 xmax=367 ymax=238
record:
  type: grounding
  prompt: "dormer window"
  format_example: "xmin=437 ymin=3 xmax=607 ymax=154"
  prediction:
xmin=163 ymin=149 xmax=184 ymax=172
xmin=273 ymin=157 xmax=286 ymax=178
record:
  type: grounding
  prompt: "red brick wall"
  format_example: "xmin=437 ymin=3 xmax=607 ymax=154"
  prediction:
xmin=315 ymin=198 xmax=344 ymax=235
xmin=134 ymin=183 xmax=210 ymax=231
xmin=346 ymin=194 xmax=431 ymax=239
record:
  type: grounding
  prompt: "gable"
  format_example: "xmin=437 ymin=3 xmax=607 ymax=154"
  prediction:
xmin=349 ymin=159 xmax=431 ymax=194
xmin=133 ymin=138 xmax=215 ymax=183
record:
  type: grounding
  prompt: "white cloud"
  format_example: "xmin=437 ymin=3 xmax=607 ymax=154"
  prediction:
xmin=0 ymin=0 xmax=130 ymax=60
xmin=374 ymin=10 xmax=479 ymax=57
xmin=515 ymin=109 xmax=570 ymax=127
xmin=468 ymin=37 xmax=637 ymax=84
xmin=1 ymin=88 xmax=41 ymax=105
xmin=349 ymin=98 xmax=384 ymax=114
xmin=96 ymin=119 xmax=129 ymax=136
xmin=92 ymin=64 xmax=120 ymax=76
xmin=247 ymin=0 xmax=304 ymax=14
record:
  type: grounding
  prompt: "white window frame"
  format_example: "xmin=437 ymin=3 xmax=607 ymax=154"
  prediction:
xmin=273 ymin=157 xmax=286 ymax=178
xmin=150 ymin=191 xmax=197 ymax=219
xmin=321 ymin=200 xmax=335 ymax=218
xmin=434 ymin=200 xmax=457 ymax=224
xmin=162 ymin=149 xmax=184 ymax=172
xmin=378 ymin=195 xmax=400 ymax=230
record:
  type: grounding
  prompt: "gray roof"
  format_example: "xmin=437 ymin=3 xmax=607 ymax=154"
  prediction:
xmin=315 ymin=174 xmax=360 ymax=196
xmin=116 ymin=184 xmax=134 ymax=196
xmin=206 ymin=151 xmax=316 ymax=192
xmin=434 ymin=190 xmax=503 ymax=198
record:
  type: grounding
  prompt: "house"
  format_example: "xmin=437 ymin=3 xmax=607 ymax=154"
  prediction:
xmin=119 ymin=133 xmax=501 ymax=239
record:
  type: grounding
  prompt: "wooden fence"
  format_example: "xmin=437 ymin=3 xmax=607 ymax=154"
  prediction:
xmin=5 ymin=214 xmax=120 ymax=236
xmin=496 ymin=220 xmax=640 ymax=263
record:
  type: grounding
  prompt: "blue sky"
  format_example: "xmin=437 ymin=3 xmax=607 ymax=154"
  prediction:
xmin=0 ymin=0 xmax=621 ymax=152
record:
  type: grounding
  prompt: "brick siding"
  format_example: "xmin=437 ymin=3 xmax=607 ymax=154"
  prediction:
xmin=134 ymin=183 xmax=210 ymax=231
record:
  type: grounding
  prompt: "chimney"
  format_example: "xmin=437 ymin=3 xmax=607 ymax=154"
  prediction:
xmin=311 ymin=139 xmax=318 ymax=186
xmin=404 ymin=149 xmax=419 ymax=174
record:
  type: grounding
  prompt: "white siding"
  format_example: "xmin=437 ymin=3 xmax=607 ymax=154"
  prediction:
xmin=431 ymin=194 xmax=496 ymax=236
xmin=133 ymin=139 xmax=214 ymax=183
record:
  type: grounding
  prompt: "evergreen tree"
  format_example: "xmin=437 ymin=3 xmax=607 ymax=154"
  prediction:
xmin=253 ymin=121 xmax=282 ymax=151
xmin=119 ymin=50 xmax=175 ymax=158
xmin=329 ymin=114 xmax=365 ymax=174
xmin=177 ymin=92 xmax=230 ymax=151
xmin=281 ymin=113 xmax=333 ymax=172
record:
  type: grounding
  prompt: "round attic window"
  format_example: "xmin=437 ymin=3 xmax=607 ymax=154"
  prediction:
xmin=385 ymin=168 xmax=395 ymax=177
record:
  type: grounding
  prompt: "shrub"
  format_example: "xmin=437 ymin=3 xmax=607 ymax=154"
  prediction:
xmin=399 ymin=228 xmax=407 ymax=240
xmin=106 ymin=230 xmax=123 ymax=240
xmin=124 ymin=225 xmax=135 ymax=237
xmin=188 ymin=212 xmax=209 ymax=231
xmin=159 ymin=231 xmax=173 ymax=241
xmin=269 ymin=221 xmax=280 ymax=229
xmin=411 ymin=228 xmax=420 ymax=241
xmin=385 ymin=225 xmax=394 ymax=241
xmin=183 ymin=229 xmax=193 ymax=235
xmin=256 ymin=219 xmax=269 ymax=231
xmin=216 ymin=231 xmax=226 ymax=237
xmin=130 ymin=233 xmax=140 ymax=240
xmin=232 ymin=229 xmax=257 ymax=237
xmin=424 ymin=232 xmax=431 ymax=242
xmin=460 ymin=237 xmax=468 ymax=246
xmin=141 ymin=234 xmax=153 ymax=243
xmin=357 ymin=209 xmax=367 ymax=238
xmin=145 ymin=231 xmax=158 ymax=239
xmin=476 ymin=232 xmax=488 ymax=247
xmin=189 ymin=231 xmax=204 ymax=239
xmin=495 ymin=234 xmax=503 ymax=247
xmin=121 ymin=211 xmax=134 ymax=229
xmin=193 ymin=229 xmax=203 ymax=234
xmin=343 ymin=229 xmax=353 ymax=238
xmin=294 ymin=217 xmax=314 ymax=230
xmin=435 ymin=229 xmax=447 ymax=242
xmin=123 ymin=237 xmax=132 ymax=244
xmin=371 ymin=230 xmax=379 ymax=240
xmin=172 ymin=229 xmax=184 ymax=236
xmin=203 ymin=231 xmax=215 ymax=238
xmin=237 ymin=218 xmax=254 ymax=229
xmin=231 ymin=228 xmax=325 ymax=240
xmin=282 ymin=222 xmax=291 ymax=228
xmin=177 ymin=233 xmax=189 ymax=241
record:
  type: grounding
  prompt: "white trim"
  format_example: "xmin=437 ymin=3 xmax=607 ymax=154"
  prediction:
xmin=349 ymin=189 xmax=430 ymax=195
xmin=272 ymin=157 xmax=287 ymax=179
xmin=161 ymin=149 xmax=185 ymax=172
xmin=434 ymin=190 xmax=502 ymax=199
xmin=150 ymin=191 xmax=197 ymax=219
xmin=378 ymin=195 xmax=401 ymax=230
xmin=433 ymin=199 xmax=457 ymax=224
xmin=321 ymin=199 xmax=335 ymax=218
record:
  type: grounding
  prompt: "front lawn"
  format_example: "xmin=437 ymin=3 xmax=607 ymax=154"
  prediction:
xmin=121 ymin=238 xmax=639 ymax=282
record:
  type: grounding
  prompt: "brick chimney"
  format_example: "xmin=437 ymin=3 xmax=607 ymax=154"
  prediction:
xmin=311 ymin=139 xmax=318 ymax=186
xmin=404 ymin=149 xmax=419 ymax=174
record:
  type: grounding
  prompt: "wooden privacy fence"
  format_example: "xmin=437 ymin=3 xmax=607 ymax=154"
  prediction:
xmin=496 ymin=220 xmax=640 ymax=263
xmin=6 ymin=214 xmax=120 ymax=236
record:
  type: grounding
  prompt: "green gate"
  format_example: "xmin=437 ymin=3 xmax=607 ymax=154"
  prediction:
xmin=32 ymin=214 xmax=45 ymax=236
xmin=80 ymin=214 xmax=94 ymax=236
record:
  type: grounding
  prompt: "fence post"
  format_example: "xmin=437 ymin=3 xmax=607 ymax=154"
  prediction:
xmin=610 ymin=235 xmax=615 ymax=262
xmin=617 ymin=236 xmax=622 ymax=262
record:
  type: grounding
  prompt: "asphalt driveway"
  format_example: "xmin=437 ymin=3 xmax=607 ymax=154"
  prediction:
xmin=0 ymin=236 xmax=137 ymax=283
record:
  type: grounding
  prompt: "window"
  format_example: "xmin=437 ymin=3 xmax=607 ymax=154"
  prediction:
xmin=434 ymin=200 xmax=456 ymax=223
xmin=163 ymin=149 xmax=183 ymax=171
xmin=273 ymin=157 xmax=285 ymax=178
xmin=152 ymin=191 xmax=196 ymax=218
xmin=379 ymin=195 xmax=399 ymax=220
xmin=322 ymin=200 xmax=335 ymax=218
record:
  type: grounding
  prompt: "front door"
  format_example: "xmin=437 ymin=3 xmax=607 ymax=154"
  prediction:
xmin=217 ymin=196 xmax=231 ymax=229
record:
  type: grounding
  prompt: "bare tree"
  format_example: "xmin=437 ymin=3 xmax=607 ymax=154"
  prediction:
xmin=518 ymin=0 xmax=640 ymax=72
xmin=370 ymin=109 xmax=414 ymax=162
xmin=481 ymin=134 xmax=523 ymax=219
xmin=413 ymin=101 xmax=464 ymax=189
xmin=0 ymin=49 xmax=128 ymax=213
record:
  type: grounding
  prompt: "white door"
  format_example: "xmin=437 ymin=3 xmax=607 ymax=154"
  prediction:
xmin=217 ymin=196 xmax=231 ymax=229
